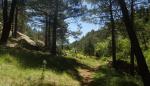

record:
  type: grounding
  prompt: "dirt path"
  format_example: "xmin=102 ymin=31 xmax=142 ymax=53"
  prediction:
xmin=79 ymin=67 xmax=99 ymax=86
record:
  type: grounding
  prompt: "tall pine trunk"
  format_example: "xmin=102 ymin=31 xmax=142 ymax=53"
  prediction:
xmin=51 ymin=0 xmax=58 ymax=55
xmin=0 ymin=0 xmax=8 ymax=44
xmin=116 ymin=0 xmax=150 ymax=85
xmin=45 ymin=15 xmax=48 ymax=47
xmin=130 ymin=44 xmax=134 ymax=75
xmin=48 ymin=16 xmax=52 ymax=50
xmin=0 ymin=0 xmax=17 ymax=44
xmin=13 ymin=6 xmax=18 ymax=38
xmin=109 ymin=0 xmax=116 ymax=68
xmin=130 ymin=0 xmax=135 ymax=76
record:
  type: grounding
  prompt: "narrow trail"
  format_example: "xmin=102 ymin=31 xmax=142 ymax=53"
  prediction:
xmin=79 ymin=67 xmax=99 ymax=86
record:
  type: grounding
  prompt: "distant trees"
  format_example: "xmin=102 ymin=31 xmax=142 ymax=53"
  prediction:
xmin=84 ymin=0 xmax=118 ymax=68
xmin=27 ymin=0 xmax=84 ymax=55
xmin=83 ymin=40 xmax=95 ymax=56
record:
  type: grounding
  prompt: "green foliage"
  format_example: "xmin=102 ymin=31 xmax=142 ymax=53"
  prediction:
xmin=144 ymin=49 xmax=150 ymax=70
xmin=71 ymin=28 xmax=109 ymax=51
xmin=117 ymin=38 xmax=130 ymax=60
xmin=90 ymin=65 xmax=143 ymax=86
xmin=83 ymin=40 xmax=95 ymax=56
xmin=95 ymin=41 xmax=109 ymax=57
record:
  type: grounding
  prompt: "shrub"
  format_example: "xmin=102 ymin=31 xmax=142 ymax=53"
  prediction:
xmin=95 ymin=41 xmax=109 ymax=57
xmin=117 ymin=38 xmax=130 ymax=60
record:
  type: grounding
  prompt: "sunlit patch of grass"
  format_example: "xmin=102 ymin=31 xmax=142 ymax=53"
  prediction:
xmin=66 ymin=52 xmax=105 ymax=68
xmin=0 ymin=64 xmax=80 ymax=86
xmin=0 ymin=63 xmax=80 ymax=86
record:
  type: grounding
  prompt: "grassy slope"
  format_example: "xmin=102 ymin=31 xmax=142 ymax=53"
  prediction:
xmin=0 ymin=47 xmax=81 ymax=86
xmin=0 ymin=48 xmax=147 ymax=86
xmin=89 ymin=60 xmax=143 ymax=86
xmin=66 ymin=50 xmax=144 ymax=86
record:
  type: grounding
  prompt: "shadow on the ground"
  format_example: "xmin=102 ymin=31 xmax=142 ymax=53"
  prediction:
xmin=0 ymin=47 xmax=91 ymax=84
xmin=89 ymin=64 xmax=140 ymax=86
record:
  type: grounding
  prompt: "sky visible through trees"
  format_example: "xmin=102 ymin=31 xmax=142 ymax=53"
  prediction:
xmin=1 ymin=0 xmax=150 ymax=86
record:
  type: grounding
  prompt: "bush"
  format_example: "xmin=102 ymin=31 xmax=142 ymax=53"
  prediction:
xmin=117 ymin=38 xmax=130 ymax=60
xmin=95 ymin=41 xmax=109 ymax=57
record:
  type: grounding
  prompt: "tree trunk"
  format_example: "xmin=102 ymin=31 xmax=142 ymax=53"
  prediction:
xmin=13 ymin=6 xmax=18 ymax=38
xmin=130 ymin=44 xmax=134 ymax=75
xmin=0 ymin=0 xmax=8 ymax=45
xmin=130 ymin=0 xmax=135 ymax=76
xmin=116 ymin=0 xmax=150 ymax=85
xmin=51 ymin=0 xmax=58 ymax=55
xmin=0 ymin=0 xmax=17 ymax=44
xmin=45 ymin=15 xmax=48 ymax=47
xmin=109 ymin=0 xmax=116 ymax=68
xmin=48 ymin=16 xmax=52 ymax=50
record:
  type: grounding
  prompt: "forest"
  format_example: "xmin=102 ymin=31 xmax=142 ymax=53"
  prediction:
xmin=0 ymin=0 xmax=150 ymax=86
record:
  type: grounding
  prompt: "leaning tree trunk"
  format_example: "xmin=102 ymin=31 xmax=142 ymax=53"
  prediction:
xmin=0 ymin=0 xmax=17 ymax=44
xmin=109 ymin=0 xmax=116 ymax=68
xmin=116 ymin=0 xmax=150 ymax=85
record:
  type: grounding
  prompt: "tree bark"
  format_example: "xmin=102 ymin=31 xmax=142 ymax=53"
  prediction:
xmin=109 ymin=0 xmax=116 ymax=68
xmin=116 ymin=0 xmax=150 ymax=85
xmin=130 ymin=0 xmax=135 ymax=76
xmin=130 ymin=44 xmax=134 ymax=75
xmin=51 ymin=0 xmax=58 ymax=55
xmin=13 ymin=6 xmax=18 ymax=38
xmin=0 ymin=0 xmax=8 ymax=45
xmin=48 ymin=16 xmax=52 ymax=50
xmin=45 ymin=15 xmax=48 ymax=47
xmin=0 ymin=0 xmax=17 ymax=44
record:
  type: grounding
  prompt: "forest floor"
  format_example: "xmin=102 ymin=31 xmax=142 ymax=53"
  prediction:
xmin=0 ymin=47 xmax=144 ymax=86
xmin=79 ymin=66 xmax=99 ymax=86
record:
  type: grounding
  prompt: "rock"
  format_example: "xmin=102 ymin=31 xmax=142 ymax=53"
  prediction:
xmin=17 ymin=32 xmax=36 ymax=46
xmin=9 ymin=32 xmax=45 ymax=50
xmin=35 ymin=40 xmax=45 ymax=50
xmin=6 ymin=43 xmax=18 ymax=48
xmin=36 ymin=40 xmax=45 ymax=47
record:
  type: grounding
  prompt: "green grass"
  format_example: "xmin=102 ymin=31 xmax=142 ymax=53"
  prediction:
xmin=0 ymin=48 xmax=148 ymax=86
xmin=0 ymin=63 xmax=80 ymax=86
xmin=0 ymin=47 xmax=81 ymax=86
xmin=89 ymin=63 xmax=143 ymax=86
xmin=66 ymin=51 xmax=105 ymax=68
xmin=66 ymin=50 xmax=145 ymax=86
